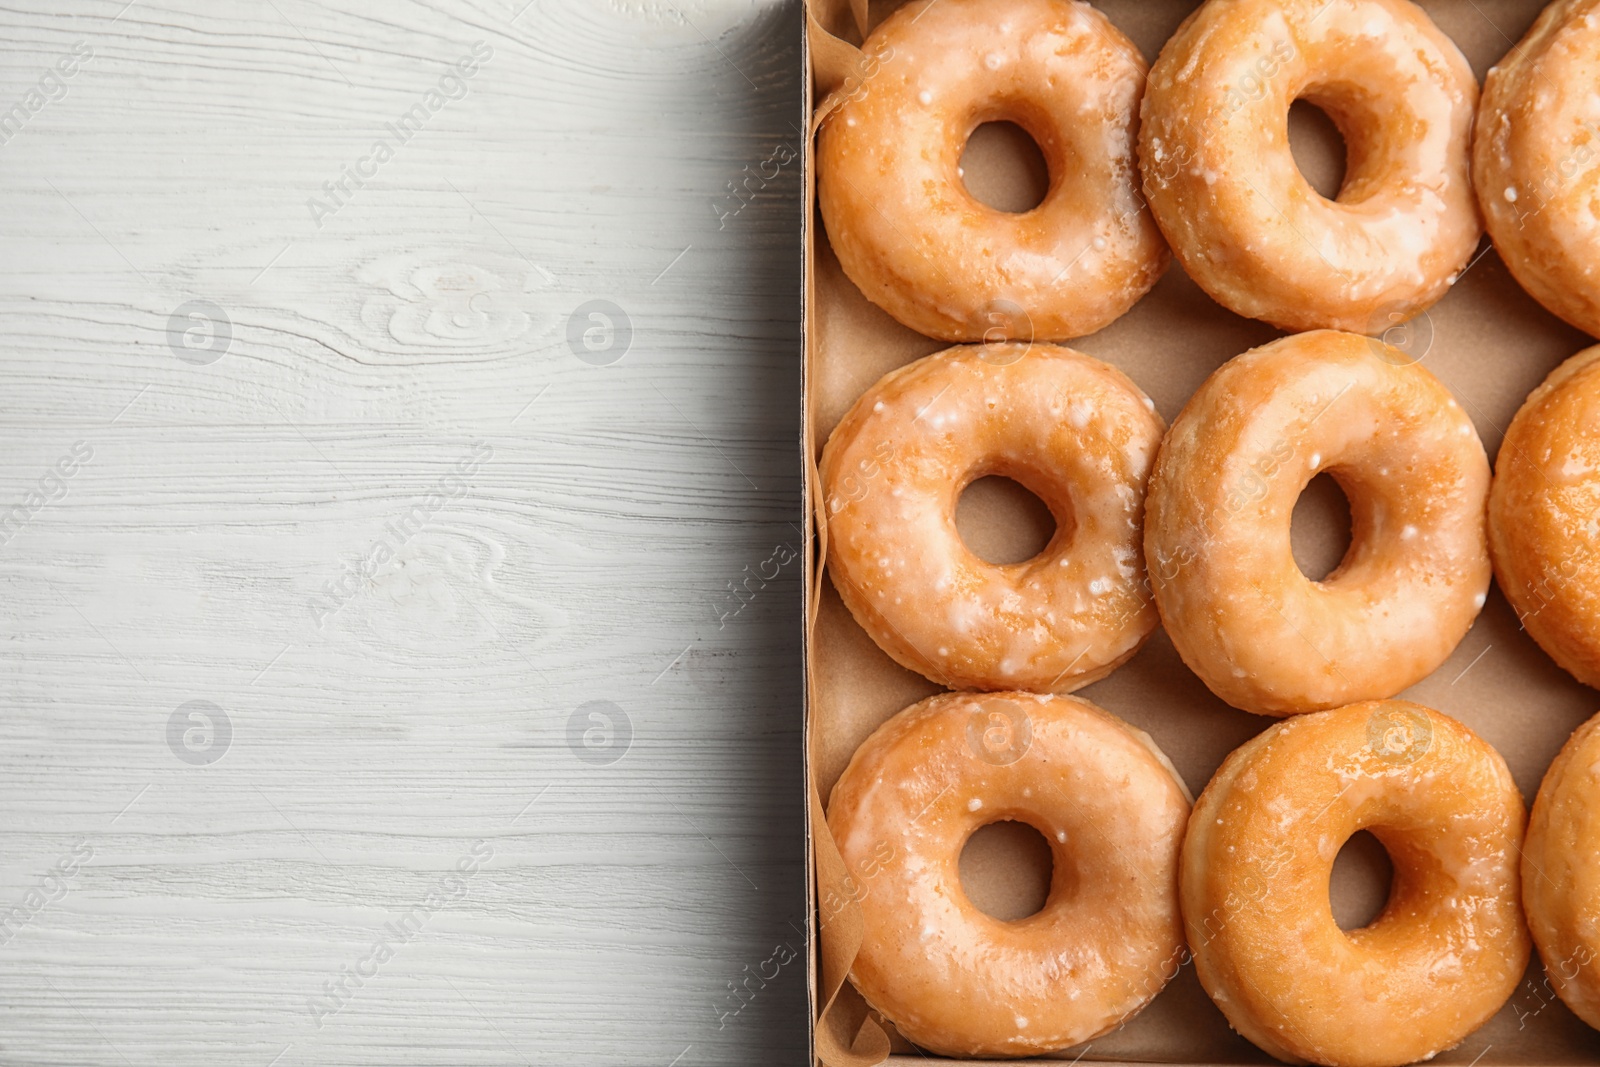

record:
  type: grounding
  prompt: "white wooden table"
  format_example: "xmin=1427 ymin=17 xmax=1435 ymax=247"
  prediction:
xmin=0 ymin=2 xmax=806 ymax=1063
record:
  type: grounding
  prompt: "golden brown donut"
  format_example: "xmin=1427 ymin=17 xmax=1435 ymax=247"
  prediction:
xmin=1476 ymin=0 xmax=1600 ymax=339
xmin=828 ymin=690 xmax=1191 ymax=1057
xmin=1145 ymin=330 xmax=1491 ymax=715
xmin=817 ymin=0 xmax=1166 ymax=342
xmin=1523 ymin=710 xmax=1600 ymax=1031
xmin=1140 ymin=0 xmax=1480 ymax=333
xmin=1183 ymin=701 xmax=1529 ymax=1067
xmin=821 ymin=342 xmax=1165 ymax=693
xmin=1488 ymin=345 xmax=1600 ymax=688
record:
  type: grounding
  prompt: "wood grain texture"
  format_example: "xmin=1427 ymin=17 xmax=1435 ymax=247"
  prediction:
xmin=0 ymin=1 xmax=807 ymax=1064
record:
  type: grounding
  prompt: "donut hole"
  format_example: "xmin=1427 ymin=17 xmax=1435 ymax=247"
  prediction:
xmin=959 ymin=819 xmax=1058 ymax=921
xmin=959 ymin=121 xmax=1051 ymax=214
xmin=1287 ymin=99 xmax=1349 ymax=201
xmin=1329 ymin=830 xmax=1396 ymax=932
xmin=1291 ymin=472 xmax=1354 ymax=582
xmin=955 ymin=475 xmax=1062 ymax=566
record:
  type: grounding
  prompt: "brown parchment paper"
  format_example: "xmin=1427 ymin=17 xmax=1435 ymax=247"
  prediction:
xmin=802 ymin=1 xmax=1600 ymax=1063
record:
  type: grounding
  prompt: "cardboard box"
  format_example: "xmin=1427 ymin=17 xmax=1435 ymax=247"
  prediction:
xmin=802 ymin=0 xmax=1600 ymax=1063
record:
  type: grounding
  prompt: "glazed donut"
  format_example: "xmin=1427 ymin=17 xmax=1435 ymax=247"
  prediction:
xmin=1489 ymin=345 xmax=1600 ymax=688
xmin=1140 ymin=0 xmax=1480 ymax=334
xmin=1523 ymin=710 xmax=1600 ymax=1031
xmin=1183 ymin=701 xmax=1529 ymax=1067
xmin=828 ymin=690 xmax=1190 ymax=1057
xmin=821 ymin=342 xmax=1165 ymax=692
xmin=817 ymin=0 xmax=1165 ymax=342
xmin=1477 ymin=0 xmax=1600 ymax=338
xmin=1145 ymin=330 xmax=1491 ymax=715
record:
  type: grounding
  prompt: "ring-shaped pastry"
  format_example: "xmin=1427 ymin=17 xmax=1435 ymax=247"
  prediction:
xmin=1477 ymin=0 xmax=1600 ymax=339
xmin=822 ymin=342 xmax=1165 ymax=693
xmin=1488 ymin=345 xmax=1600 ymax=689
xmin=1140 ymin=0 xmax=1480 ymax=333
xmin=1523 ymin=710 xmax=1600 ymax=1031
xmin=829 ymin=690 xmax=1191 ymax=1057
xmin=1183 ymin=701 xmax=1529 ymax=1067
xmin=1144 ymin=330 xmax=1490 ymax=715
xmin=818 ymin=0 xmax=1166 ymax=341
